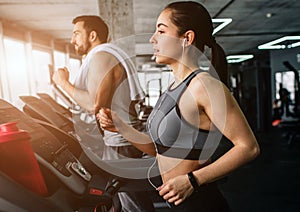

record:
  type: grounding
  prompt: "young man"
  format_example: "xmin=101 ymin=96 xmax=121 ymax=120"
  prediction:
xmin=52 ymin=15 xmax=154 ymax=212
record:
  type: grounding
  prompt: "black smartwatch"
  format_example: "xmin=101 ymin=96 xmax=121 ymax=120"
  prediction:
xmin=187 ymin=172 xmax=200 ymax=192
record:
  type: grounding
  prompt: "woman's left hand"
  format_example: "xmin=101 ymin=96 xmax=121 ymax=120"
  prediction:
xmin=157 ymin=174 xmax=194 ymax=206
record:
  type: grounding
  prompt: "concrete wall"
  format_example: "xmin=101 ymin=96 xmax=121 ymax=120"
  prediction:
xmin=98 ymin=0 xmax=136 ymax=57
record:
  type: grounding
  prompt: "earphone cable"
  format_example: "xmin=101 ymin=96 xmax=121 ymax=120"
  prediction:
xmin=147 ymin=155 xmax=158 ymax=190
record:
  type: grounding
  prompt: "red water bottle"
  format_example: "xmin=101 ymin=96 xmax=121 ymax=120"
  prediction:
xmin=0 ymin=122 xmax=48 ymax=196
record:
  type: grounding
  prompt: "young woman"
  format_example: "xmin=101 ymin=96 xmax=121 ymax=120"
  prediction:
xmin=97 ymin=1 xmax=260 ymax=211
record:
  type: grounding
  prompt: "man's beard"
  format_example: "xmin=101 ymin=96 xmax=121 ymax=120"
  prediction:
xmin=76 ymin=41 xmax=91 ymax=56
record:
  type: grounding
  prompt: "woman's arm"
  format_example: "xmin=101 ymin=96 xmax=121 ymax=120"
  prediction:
xmin=97 ymin=108 xmax=157 ymax=156
xmin=192 ymin=74 xmax=260 ymax=186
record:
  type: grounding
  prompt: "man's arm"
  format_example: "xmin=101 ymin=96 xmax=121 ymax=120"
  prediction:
xmin=52 ymin=66 xmax=93 ymax=111
xmin=52 ymin=52 xmax=123 ymax=113
xmin=91 ymin=52 xmax=125 ymax=115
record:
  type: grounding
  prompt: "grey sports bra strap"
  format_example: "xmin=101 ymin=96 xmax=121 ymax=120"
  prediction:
xmin=185 ymin=69 xmax=203 ymax=86
xmin=168 ymin=69 xmax=204 ymax=100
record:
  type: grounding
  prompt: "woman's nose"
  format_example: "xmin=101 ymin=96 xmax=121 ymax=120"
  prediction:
xmin=149 ymin=33 xmax=156 ymax=44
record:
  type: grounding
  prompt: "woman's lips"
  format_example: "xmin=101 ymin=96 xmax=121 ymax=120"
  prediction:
xmin=153 ymin=48 xmax=159 ymax=56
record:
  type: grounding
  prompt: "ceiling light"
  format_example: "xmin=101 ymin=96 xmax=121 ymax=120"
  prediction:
xmin=226 ymin=55 xmax=254 ymax=63
xmin=288 ymin=41 xmax=300 ymax=48
xmin=212 ymin=18 xmax=232 ymax=34
xmin=258 ymin=36 xmax=300 ymax=50
xmin=266 ymin=13 xmax=273 ymax=18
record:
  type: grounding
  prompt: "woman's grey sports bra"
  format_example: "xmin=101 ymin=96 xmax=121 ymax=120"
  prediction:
xmin=147 ymin=69 xmax=219 ymax=160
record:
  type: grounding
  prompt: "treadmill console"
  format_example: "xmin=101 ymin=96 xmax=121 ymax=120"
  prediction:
xmin=0 ymin=99 xmax=90 ymax=194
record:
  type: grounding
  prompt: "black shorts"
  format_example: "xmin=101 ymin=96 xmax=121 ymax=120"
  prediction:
xmin=169 ymin=182 xmax=231 ymax=212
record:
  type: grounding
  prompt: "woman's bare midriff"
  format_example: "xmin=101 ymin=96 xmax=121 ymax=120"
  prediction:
xmin=157 ymin=154 xmax=210 ymax=182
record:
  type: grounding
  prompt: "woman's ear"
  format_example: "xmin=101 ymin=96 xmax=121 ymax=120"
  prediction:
xmin=184 ymin=30 xmax=195 ymax=46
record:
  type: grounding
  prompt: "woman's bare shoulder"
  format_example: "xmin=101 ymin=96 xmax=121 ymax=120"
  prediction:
xmin=190 ymin=72 xmax=226 ymax=92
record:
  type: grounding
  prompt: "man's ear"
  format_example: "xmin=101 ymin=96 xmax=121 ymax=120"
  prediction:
xmin=89 ymin=31 xmax=97 ymax=42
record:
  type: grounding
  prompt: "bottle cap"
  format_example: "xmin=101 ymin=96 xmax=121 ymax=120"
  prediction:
xmin=0 ymin=122 xmax=30 ymax=143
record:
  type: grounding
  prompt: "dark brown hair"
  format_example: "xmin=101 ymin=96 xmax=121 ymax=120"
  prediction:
xmin=164 ymin=1 xmax=228 ymax=85
xmin=72 ymin=15 xmax=109 ymax=43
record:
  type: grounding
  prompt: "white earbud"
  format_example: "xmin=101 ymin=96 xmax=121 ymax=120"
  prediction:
xmin=182 ymin=38 xmax=187 ymax=47
xmin=181 ymin=38 xmax=187 ymax=64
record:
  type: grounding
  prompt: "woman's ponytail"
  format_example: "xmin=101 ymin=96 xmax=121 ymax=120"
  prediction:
xmin=209 ymin=43 xmax=228 ymax=86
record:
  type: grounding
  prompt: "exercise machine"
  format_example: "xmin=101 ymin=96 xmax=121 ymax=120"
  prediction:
xmin=0 ymin=98 xmax=160 ymax=211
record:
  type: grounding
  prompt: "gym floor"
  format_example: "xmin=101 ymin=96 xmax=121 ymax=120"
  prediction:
xmin=155 ymin=128 xmax=300 ymax=212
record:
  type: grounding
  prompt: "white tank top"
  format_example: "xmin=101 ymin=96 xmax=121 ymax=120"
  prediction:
xmin=74 ymin=43 xmax=143 ymax=147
